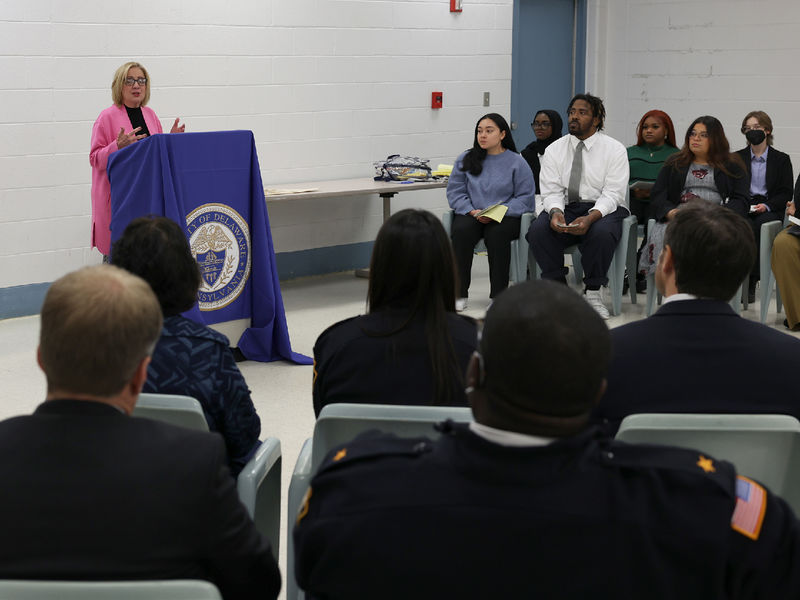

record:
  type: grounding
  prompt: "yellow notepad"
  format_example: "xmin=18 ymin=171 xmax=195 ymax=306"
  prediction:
xmin=476 ymin=203 xmax=508 ymax=223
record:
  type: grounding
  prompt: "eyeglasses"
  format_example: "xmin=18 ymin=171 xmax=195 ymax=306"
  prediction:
xmin=742 ymin=125 xmax=764 ymax=132
xmin=689 ymin=131 xmax=709 ymax=139
xmin=124 ymin=77 xmax=147 ymax=86
xmin=531 ymin=121 xmax=552 ymax=129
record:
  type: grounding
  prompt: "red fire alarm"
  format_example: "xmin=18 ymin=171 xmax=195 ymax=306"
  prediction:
xmin=432 ymin=92 xmax=443 ymax=109
xmin=450 ymin=0 xmax=462 ymax=12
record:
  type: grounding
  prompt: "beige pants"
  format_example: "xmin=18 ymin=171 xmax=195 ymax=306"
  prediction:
xmin=771 ymin=229 xmax=800 ymax=328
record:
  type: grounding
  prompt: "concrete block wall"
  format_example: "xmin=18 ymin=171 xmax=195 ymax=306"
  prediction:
xmin=0 ymin=0 xmax=514 ymax=316
xmin=588 ymin=0 xmax=800 ymax=164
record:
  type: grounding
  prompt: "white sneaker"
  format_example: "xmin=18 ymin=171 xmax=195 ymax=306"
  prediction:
xmin=584 ymin=289 xmax=610 ymax=320
xmin=455 ymin=298 xmax=468 ymax=312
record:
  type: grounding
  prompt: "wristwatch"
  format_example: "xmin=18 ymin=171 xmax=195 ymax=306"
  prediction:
xmin=549 ymin=208 xmax=563 ymax=218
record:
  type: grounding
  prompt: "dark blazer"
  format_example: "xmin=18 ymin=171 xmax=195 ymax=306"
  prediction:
xmin=650 ymin=158 xmax=749 ymax=221
xmin=0 ymin=400 xmax=281 ymax=600
xmin=313 ymin=309 xmax=478 ymax=417
xmin=596 ymin=299 xmax=800 ymax=434
xmin=735 ymin=146 xmax=794 ymax=213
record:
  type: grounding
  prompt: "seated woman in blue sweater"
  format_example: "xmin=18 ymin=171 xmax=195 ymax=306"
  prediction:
xmin=112 ymin=216 xmax=261 ymax=476
xmin=447 ymin=113 xmax=535 ymax=310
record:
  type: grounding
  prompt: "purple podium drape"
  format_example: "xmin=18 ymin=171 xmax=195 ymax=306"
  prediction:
xmin=108 ymin=130 xmax=310 ymax=365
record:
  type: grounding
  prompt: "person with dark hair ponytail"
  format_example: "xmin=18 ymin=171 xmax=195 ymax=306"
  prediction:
xmin=446 ymin=113 xmax=535 ymax=310
xmin=312 ymin=209 xmax=478 ymax=417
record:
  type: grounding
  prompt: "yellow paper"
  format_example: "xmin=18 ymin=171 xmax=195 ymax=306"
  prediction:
xmin=476 ymin=203 xmax=508 ymax=223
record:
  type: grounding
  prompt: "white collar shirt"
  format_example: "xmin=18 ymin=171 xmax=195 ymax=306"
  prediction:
xmin=661 ymin=292 xmax=699 ymax=305
xmin=539 ymin=131 xmax=630 ymax=217
xmin=468 ymin=422 xmax=555 ymax=447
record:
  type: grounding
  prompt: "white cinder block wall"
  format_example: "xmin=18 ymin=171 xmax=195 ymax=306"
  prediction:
xmin=0 ymin=0 xmax=513 ymax=303
xmin=589 ymin=0 xmax=800 ymax=166
xmin=5 ymin=0 xmax=800 ymax=314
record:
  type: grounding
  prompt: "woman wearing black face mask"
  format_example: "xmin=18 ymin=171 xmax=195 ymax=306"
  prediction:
xmin=735 ymin=110 xmax=794 ymax=303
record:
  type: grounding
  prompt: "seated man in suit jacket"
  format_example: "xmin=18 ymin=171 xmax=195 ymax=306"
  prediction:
xmin=597 ymin=202 xmax=800 ymax=434
xmin=295 ymin=280 xmax=800 ymax=599
xmin=0 ymin=265 xmax=280 ymax=600
xmin=735 ymin=110 xmax=794 ymax=302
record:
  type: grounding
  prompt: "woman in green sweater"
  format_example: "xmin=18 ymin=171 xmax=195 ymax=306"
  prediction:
xmin=627 ymin=109 xmax=679 ymax=291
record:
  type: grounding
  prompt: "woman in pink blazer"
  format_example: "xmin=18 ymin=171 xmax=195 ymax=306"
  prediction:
xmin=89 ymin=62 xmax=185 ymax=256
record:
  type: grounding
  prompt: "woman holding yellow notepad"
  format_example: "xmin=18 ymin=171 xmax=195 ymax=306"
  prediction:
xmin=447 ymin=113 xmax=535 ymax=310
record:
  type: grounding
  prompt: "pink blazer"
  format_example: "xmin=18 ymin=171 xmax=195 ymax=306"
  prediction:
xmin=89 ymin=104 xmax=163 ymax=254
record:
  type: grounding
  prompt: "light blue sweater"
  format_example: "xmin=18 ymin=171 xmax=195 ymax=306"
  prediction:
xmin=446 ymin=149 xmax=535 ymax=217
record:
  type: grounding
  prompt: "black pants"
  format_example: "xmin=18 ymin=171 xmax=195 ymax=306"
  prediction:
xmin=747 ymin=210 xmax=781 ymax=280
xmin=526 ymin=203 xmax=626 ymax=288
xmin=451 ymin=214 xmax=521 ymax=298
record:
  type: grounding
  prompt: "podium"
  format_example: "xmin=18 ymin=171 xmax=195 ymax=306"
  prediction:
xmin=107 ymin=131 xmax=310 ymax=365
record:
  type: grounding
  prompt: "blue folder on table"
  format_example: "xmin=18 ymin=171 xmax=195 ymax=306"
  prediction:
xmin=108 ymin=130 xmax=310 ymax=364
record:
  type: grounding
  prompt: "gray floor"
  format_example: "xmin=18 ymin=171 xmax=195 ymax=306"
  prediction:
xmin=0 ymin=256 xmax=796 ymax=595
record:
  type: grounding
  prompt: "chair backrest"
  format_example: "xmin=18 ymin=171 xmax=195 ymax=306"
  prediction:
xmin=616 ymin=413 xmax=800 ymax=500
xmin=133 ymin=393 xmax=209 ymax=432
xmin=312 ymin=403 xmax=473 ymax=471
xmin=0 ymin=579 xmax=222 ymax=599
xmin=236 ymin=437 xmax=282 ymax=557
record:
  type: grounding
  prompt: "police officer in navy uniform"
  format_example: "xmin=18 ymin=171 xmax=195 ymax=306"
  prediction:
xmin=294 ymin=280 xmax=800 ymax=599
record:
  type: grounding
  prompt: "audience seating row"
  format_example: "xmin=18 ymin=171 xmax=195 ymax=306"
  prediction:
xmin=5 ymin=398 xmax=798 ymax=598
xmin=443 ymin=191 xmax=639 ymax=316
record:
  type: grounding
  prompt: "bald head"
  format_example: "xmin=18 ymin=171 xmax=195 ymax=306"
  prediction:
xmin=470 ymin=280 xmax=611 ymax=436
xmin=39 ymin=265 xmax=163 ymax=398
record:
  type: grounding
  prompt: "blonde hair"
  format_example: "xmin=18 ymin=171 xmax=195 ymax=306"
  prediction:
xmin=111 ymin=62 xmax=151 ymax=106
xmin=39 ymin=265 xmax=163 ymax=397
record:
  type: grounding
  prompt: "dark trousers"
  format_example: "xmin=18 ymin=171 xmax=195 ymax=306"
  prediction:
xmin=747 ymin=210 xmax=782 ymax=280
xmin=451 ymin=214 xmax=521 ymax=298
xmin=526 ymin=203 xmax=626 ymax=288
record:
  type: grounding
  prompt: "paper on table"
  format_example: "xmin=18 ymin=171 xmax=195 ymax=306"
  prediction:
xmin=629 ymin=180 xmax=654 ymax=191
xmin=476 ymin=203 xmax=508 ymax=223
xmin=265 ymin=187 xmax=320 ymax=195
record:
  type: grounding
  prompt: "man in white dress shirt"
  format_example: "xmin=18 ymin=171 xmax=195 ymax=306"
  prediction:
xmin=526 ymin=93 xmax=630 ymax=319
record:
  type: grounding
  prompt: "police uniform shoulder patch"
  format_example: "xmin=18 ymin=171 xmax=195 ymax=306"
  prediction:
xmin=318 ymin=432 xmax=433 ymax=473
xmin=731 ymin=475 xmax=767 ymax=540
xmin=607 ymin=441 xmax=734 ymax=489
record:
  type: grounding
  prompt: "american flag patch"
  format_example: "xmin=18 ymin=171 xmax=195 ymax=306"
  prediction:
xmin=731 ymin=476 xmax=767 ymax=540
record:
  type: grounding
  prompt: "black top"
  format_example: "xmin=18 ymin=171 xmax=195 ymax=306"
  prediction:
xmin=295 ymin=422 xmax=800 ymax=599
xmin=650 ymin=158 xmax=749 ymax=221
xmin=125 ymin=105 xmax=151 ymax=137
xmin=312 ymin=309 xmax=478 ymax=417
xmin=597 ymin=299 xmax=800 ymax=434
xmin=734 ymin=145 xmax=794 ymax=213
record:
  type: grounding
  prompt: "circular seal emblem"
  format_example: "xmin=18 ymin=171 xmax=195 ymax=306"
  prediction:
xmin=186 ymin=204 xmax=251 ymax=311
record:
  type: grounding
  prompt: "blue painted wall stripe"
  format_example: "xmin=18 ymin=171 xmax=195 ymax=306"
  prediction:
xmin=0 ymin=282 xmax=50 ymax=320
xmin=0 ymin=242 xmax=373 ymax=320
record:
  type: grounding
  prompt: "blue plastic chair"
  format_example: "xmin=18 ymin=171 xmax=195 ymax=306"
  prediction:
xmin=134 ymin=393 xmax=282 ymax=555
xmin=287 ymin=403 xmax=473 ymax=600
xmin=442 ymin=210 xmax=534 ymax=283
xmin=0 ymin=579 xmax=222 ymax=599
xmin=616 ymin=413 xmax=800 ymax=513
xmin=531 ymin=213 xmax=638 ymax=316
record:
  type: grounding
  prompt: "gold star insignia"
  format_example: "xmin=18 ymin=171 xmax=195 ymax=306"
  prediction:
xmin=333 ymin=448 xmax=347 ymax=462
xmin=296 ymin=487 xmax=312 ymax=525
xmin=697 ymin=455 xmax=716 ymax=473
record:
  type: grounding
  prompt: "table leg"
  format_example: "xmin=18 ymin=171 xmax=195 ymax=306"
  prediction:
xmin=355 ymin=192 xmax=396 ymax=278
